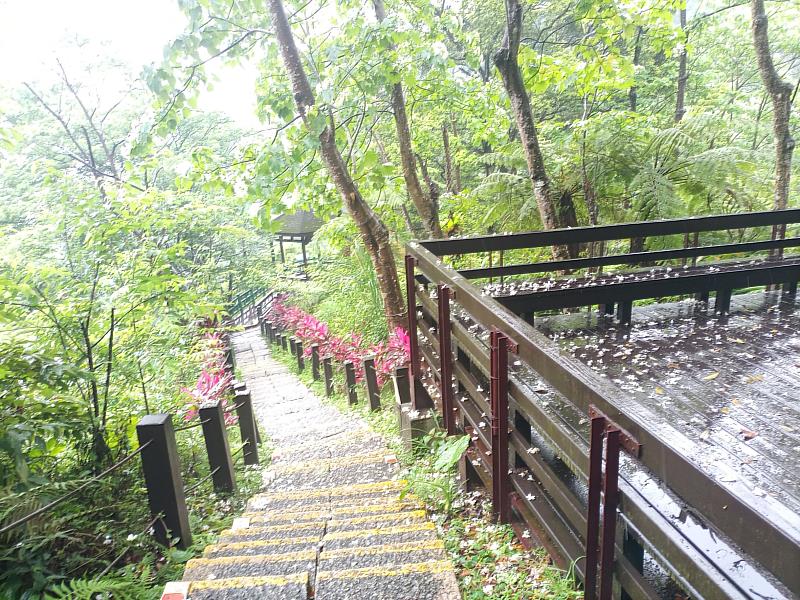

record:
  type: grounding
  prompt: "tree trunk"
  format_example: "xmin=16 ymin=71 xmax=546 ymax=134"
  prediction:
xmin=372 ymin=0 xmax=443 ymax=239
xmin=674 ymin=9 xmax=688 ymax=122
xmin=268 ymin=0 xmax=405 ymax=329
xmin=750 ymin=0 xmax=795 ymax=252
xmin=494 ymin=0 xmax=576 ymax=259
xmin=443 ymin=124 xmax=455 ymax=194
xmin=629 ymin=27 xmax=642 ymax=112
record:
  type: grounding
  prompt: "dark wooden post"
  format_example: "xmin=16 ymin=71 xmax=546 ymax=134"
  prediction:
xmin=715 ymin=289 xmax=732 ymax=314
xmin=280 ymin=334 xmax=288 ymax=351
xmin=490 ymin=331 xmax=511 ymax=524
xmin=224 ymin=346 xmax=235 ymax=372
xmin=437 ymin=285 xmax=456 ymax=435
xmin=266 ymin=321 xmax=274 ymax=343
xmin=311 ymin=344 xmax=320 ymax=381
xmin=234 ymin=391 xmax=260 ymax=465
xmin=296 ymin=341 xmax=305 ymax=371
xmin=393 ymin=365 xmax=411 ymax=405
xmin=289 ymin=336 xmax=297 ymax=356
xmin=616 ymin=300 xmax=633 ymax=325
xmin=362 ymin=356 xmax=381 ymax=411
xmin=256 ymin=303 xmax=263 ymax=332
xmin=199 ymin=402 xmax=236 ymax=493
xmin=136 ymin=414 xmax=192 ymax=548
xmin=323 ymin=356 xmax=334 ymax=396
xmin=344 ymin=361 xmax=358 ymax=405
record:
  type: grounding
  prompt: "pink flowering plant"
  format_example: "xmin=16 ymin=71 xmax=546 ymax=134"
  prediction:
xmin=268 ymin=299 xmax=409 ymax=387
xmin=181 ymin=329 xmax=236 ymax=424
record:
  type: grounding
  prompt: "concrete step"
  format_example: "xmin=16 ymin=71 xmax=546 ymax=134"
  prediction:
xmin=315 ymin=560 xmax=460 ymax=600
xmin=183 ymin=550 xmax=316 ymax=580
xmin=218 ymin=521 xmax=325 ymax=543
xmin=180 ymin=573 xmax=309 ymax=600
xmin=322 ymin=522 xmax=439 ymax=551
xmin=242 ymin=499 xmax=421 ymax=524
xmin=246 ymin=480 xmax=408 ymax=513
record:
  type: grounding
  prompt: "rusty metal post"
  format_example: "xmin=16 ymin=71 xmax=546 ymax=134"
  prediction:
xmin=136 ymin=414 xmax=192 ymax=548
xmin=311 ymin=344 xmax=320 ymax=381
xmin=296 ymin=341 xmax=304 ymax=372
xmin=234 ymin=390 xmax=260 ymax=465
xmin=363 ymin=356 xmax=381 ymax=411
xmin=405 ymin=255 xmax=421 ymax=409
xmin=437 ymin=285 xmax=456 ymax=435
xmin=344 ymin=361 xmax=358 ymax=405
xmin=584 ymin=416 xmax=606 ymax=600
xmin=599 ymin=429 xmax=621 ymax=600
xmin=323 ymin=356 xmax=334 ymax=397
xmin=490 ymin=330 xmax=511 ymax=524
xmin=198 ymin=402 xmax=236 ymax=493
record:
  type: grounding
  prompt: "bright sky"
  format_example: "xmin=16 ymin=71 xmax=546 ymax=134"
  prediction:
xmin=0 ymin=0 xmax=259 ymax=127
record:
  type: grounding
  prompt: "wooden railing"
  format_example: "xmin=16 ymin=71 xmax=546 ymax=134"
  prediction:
xmin=405 ymin=210 xmax=799 ymax=600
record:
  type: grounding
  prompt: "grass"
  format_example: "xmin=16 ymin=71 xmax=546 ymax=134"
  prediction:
xmin=270 ymin=341 xmax=579 ymax=599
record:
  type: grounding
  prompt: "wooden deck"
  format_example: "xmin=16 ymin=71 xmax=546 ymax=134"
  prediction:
xmin=534 ymin=291 xmax=800 ymax=521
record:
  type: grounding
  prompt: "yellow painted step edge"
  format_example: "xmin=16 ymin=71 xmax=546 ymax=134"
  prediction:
xmin=219 ymin=520 xmax=324 ymax=537
xmin=250 ymin=479 xmax=406 ymax=502
xmin=237 ymin=510 xmax=427 ymax=534
xmin=191 ymin=539 xmax=444 ymax=571
xmin=188 ymin=573 xmax=307 ymax=591
xmin=270 ymin=452 xmax=389 ymax=474
xmin=203 ymin=535 xmax=320 ymax=556
xmin=321 ymin=539 xmax=445 ymax=559
xmin=186 ymin=549 xmax=316 ymax=570
xmin=317 ymin=560 xmax=453 ymax=581
xmin=325 ymin=522 xmax=435 ymax=541
xmin=242 ymin=498 xmax=422 ymax=522
xmin=203 ymin=523 xmax=435 ymax=555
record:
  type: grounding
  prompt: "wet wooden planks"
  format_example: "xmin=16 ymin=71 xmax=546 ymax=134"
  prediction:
xmin=535 ymin=291 xmax=800 ymax=516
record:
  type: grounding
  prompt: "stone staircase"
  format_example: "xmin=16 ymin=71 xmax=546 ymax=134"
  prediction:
xmin=163 ymin=327 xmax=460 ymax=599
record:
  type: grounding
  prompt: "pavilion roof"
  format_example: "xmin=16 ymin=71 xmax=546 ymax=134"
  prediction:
xmin=274 ymin=210 xmax=325 ymax=236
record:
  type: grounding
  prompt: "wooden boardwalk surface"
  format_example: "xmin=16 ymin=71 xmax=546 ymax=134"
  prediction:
xmin=172 ymin=327 xmax=460 ymax=599
xmin=535 ymin=292 xmax=799 ymax=516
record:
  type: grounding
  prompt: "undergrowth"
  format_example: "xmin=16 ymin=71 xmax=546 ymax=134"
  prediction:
xmin=0 ymin=428 xmax=270 ymax=600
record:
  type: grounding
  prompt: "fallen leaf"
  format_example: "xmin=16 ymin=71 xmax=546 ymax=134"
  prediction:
xmin=745 ymin=374 xmax=764 ymax=384
xmin=720 ymin=407 xmax=730 ymax=414
xmin=740 ymin=428 xmax=758 ymax=441
xmin=655 ymin=386 xmax=665 ymax=395
xmin=731 ymin=338 xmax=745 ymax=344
xmin=703 ymin=372 xmax=719 ymax=381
